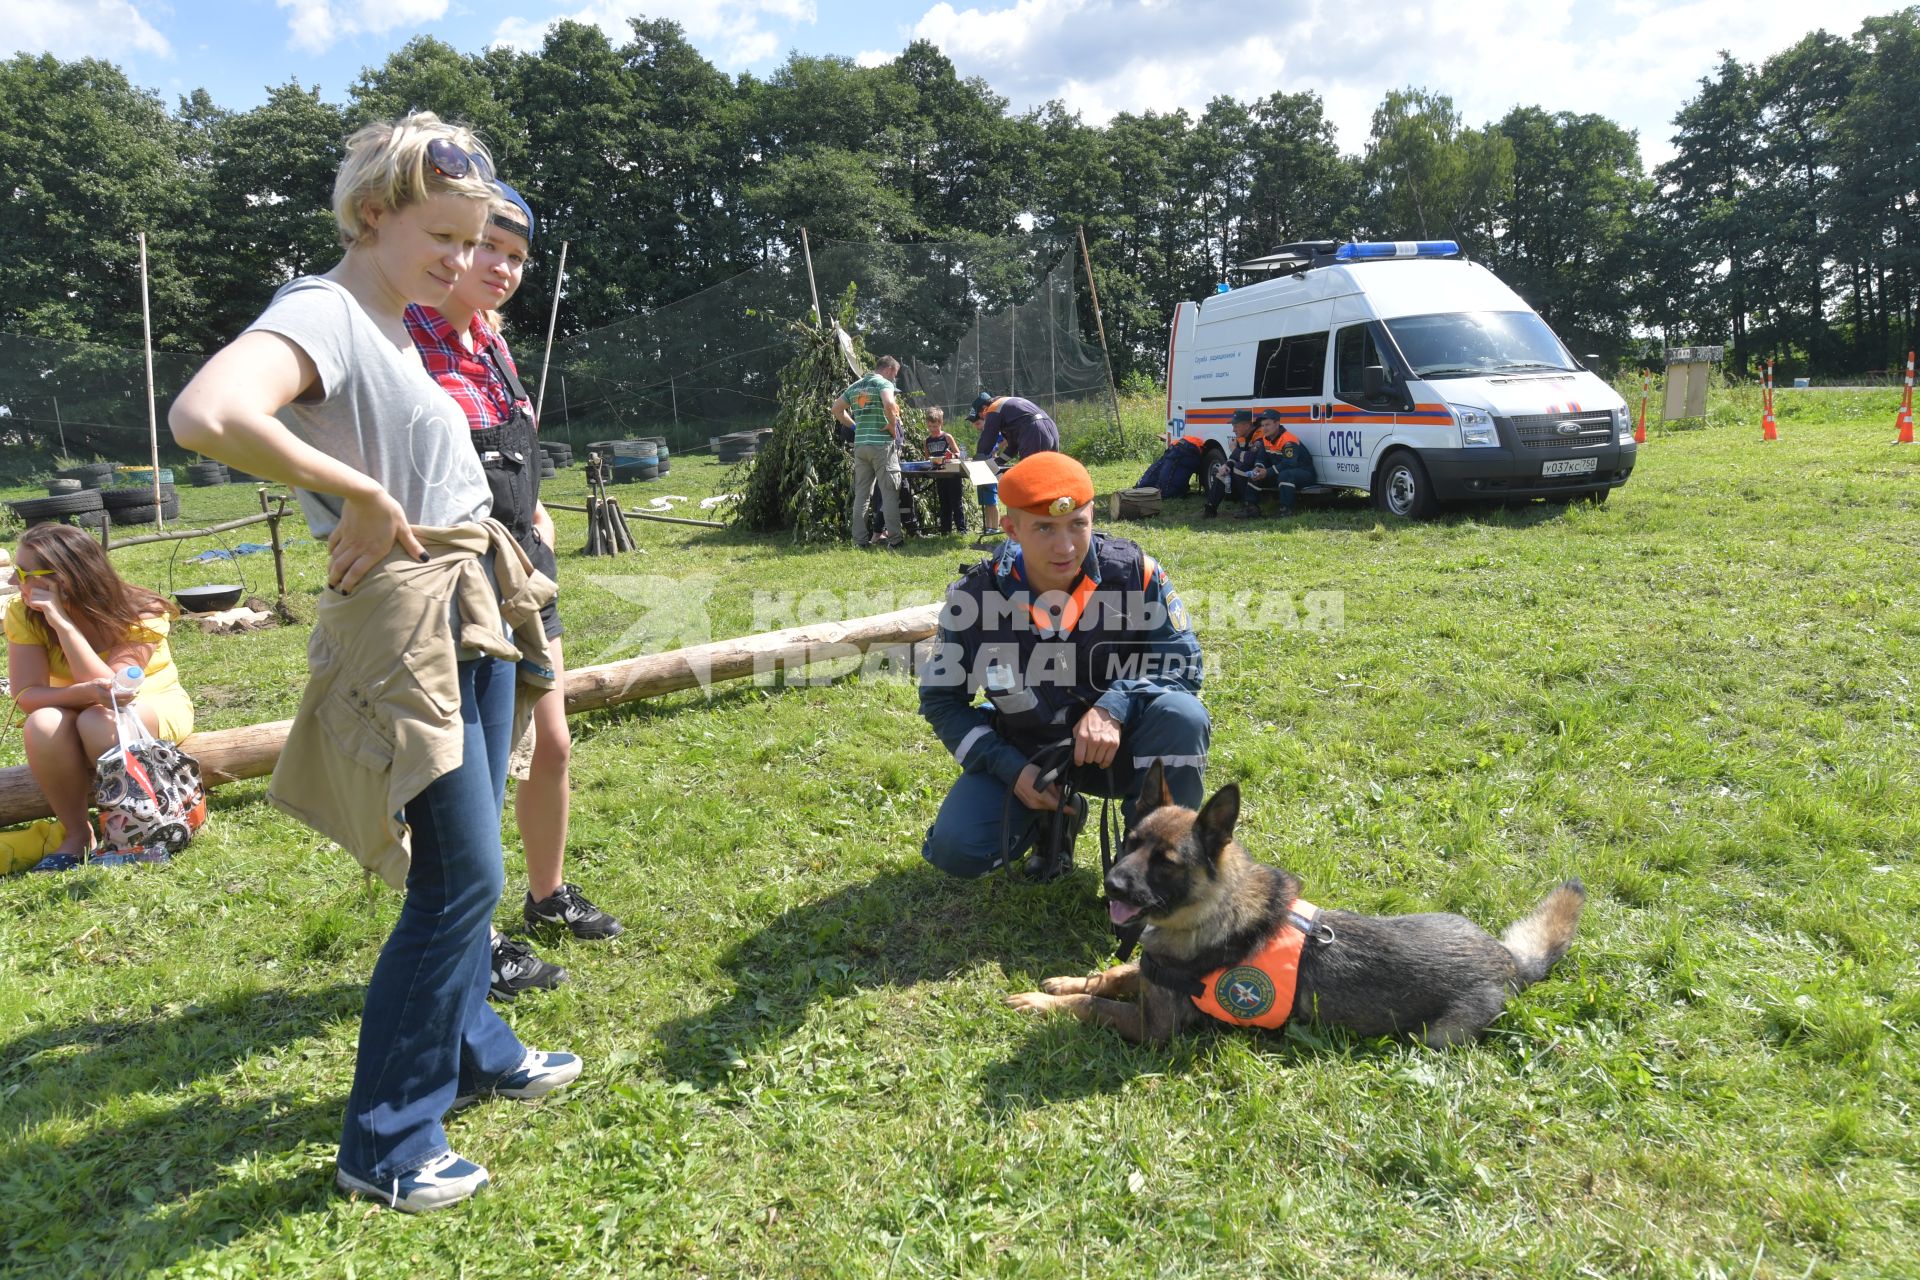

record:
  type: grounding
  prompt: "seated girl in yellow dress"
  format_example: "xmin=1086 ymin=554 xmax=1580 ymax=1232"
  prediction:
xmin=5 ymin=524 xmax=195 ymax=859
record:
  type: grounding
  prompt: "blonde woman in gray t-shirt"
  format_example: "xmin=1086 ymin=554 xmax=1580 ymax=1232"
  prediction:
xmin=172 ymin=112 xmax=580 ymax=1214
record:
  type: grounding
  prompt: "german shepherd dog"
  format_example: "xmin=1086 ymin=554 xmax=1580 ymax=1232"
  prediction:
xmin=1008 ymin=763 xmax=1586 ymax=1046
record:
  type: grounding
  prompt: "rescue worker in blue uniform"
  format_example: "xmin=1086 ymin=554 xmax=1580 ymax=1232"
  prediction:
xmin=918 ymin=452 xmax=1210 ymax=880
xmin=968 ymin=393 xmax=1060 ymax=539
xmin=1248 ymin=408 xmax=1316 ymax=517
xmin=1202 ymin=410 xmax=1261 ymax=518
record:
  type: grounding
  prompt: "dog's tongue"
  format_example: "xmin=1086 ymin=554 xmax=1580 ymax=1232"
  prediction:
xmin=1108 ymin=900 xmax=1142 ymax=926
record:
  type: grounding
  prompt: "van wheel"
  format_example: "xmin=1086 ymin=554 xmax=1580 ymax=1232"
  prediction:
xmin=1374 ymin=452 xmax=1437 ymax=519
xmin=1200 ymin=443 xmax=1225 ymax=490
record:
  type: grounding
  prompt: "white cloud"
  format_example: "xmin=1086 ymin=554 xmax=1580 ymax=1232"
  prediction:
xmin=899 ymin=0 xmax=1898 ymax=165
xmin=275 ymin=0 xmax=449 ymax=56
xmin=0 ymin=0 xmax=170 ymax=59
xmin=492 ymin=1 xmax=818 ymax=70
xmin=853 ymin=48 xmax=893 ymax=68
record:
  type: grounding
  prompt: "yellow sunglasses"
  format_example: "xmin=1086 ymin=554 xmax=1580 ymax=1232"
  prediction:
xmin=12 ymin=567 xmax=54 ymax=579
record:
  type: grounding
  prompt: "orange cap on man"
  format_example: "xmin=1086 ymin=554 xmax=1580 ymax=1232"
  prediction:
xmin=997 ymin=452 xmax=1094 ymax=517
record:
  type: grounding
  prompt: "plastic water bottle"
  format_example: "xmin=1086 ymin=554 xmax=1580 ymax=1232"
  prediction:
xmin=112 ymin=665 xmax=144 ymax=700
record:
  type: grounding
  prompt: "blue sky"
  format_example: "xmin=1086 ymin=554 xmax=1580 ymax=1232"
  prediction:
xmin=2 ymin=1 xmax=1901 ymax=164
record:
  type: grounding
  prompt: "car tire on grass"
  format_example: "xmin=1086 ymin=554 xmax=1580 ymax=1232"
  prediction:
xmin=1373 ymin=450 xmax=1437 ymax=520
xmin=9 ymin=489 xmax=106 ymax=524
xmin=104 ymin=496 xmax=180 ymax=526
xmin=102 ymin=483 xmax=177 ymax=511
xmin=56 ymin=462 xmax=116 ymax=485
xmin=1200 ymin=443 xmax=1225 ymax=493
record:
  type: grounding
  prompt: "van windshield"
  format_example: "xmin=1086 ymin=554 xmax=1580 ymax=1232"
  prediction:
xmin=1382 ymin=311 xmax=1576 ymax=379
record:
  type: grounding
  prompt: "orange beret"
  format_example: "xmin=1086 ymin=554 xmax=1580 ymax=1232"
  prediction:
xmin=998 ymin=452 xmax=1094 ymax=516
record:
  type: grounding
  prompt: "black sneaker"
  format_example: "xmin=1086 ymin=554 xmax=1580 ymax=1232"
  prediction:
xmin=490 ymin=934 xmax=568 ymax=1002
xmin=524 ymin=883 xmax=625 ymax=940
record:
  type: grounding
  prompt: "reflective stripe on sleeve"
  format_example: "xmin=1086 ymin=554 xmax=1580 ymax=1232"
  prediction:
xmin=955 ymin=725 xmax=992 ymax=766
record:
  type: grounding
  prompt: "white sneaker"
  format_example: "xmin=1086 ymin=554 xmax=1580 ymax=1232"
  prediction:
xmin=335 ymin=1150 xmax=489 ymax=1213
xmin=452 ymin=1049 xmax=582 ymax=1110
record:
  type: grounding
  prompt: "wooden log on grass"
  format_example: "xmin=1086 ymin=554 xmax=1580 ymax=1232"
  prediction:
xmin=546 ymin=501 xmax=726 ymax=530
xmin=0 ymin=603 xmax=940 ymax=826
xmin=100 ymin=510 xmax=277 ymax=551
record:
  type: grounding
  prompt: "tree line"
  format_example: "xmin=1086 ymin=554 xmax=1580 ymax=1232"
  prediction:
xmin=2 ymin=7 xmax=1917 ymax=385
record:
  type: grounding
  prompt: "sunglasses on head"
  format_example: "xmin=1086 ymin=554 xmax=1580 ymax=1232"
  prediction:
xmin=426 ymin=138 xmax=490 ymax=183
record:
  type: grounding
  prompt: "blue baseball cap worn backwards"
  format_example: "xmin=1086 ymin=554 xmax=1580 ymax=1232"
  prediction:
xmin=492 ymin=179 xmax=534 ymax=244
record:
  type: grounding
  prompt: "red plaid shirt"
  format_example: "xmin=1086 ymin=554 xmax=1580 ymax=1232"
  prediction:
xmin=403 ymin=304 xmax=532 ymax=432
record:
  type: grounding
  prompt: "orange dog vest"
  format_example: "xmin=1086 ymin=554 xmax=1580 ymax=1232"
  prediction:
xmin=1189 ymin=900 xmax=1321 ymax=1029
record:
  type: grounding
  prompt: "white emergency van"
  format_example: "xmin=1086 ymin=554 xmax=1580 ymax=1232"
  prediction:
xmin=1164 ymin=240 xmax=1635 ymax=516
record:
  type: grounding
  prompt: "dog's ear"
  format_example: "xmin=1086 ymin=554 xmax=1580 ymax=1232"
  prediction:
xmin=1193 ymin=783 xmax=1240 ymax=861
xmin=1136 ymin=761 xmax=1173 ymax=817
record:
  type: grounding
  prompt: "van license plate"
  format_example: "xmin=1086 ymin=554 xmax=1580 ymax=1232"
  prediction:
xmin=1542 ymin=458 xmax=1598 ymax=476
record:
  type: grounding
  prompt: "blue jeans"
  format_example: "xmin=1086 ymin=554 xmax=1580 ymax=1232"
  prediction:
xmin=921 ymin=692 xmax=1211 ymax=879
xmin=337 ymin=657 xmax=527 ymax=1183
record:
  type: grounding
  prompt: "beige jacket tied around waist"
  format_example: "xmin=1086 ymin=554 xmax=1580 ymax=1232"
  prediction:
xmin=268 ymin=519 xmax=557 ymax=889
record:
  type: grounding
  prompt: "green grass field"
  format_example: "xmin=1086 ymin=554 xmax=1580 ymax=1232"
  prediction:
xmin=3 ymin=411 xmax=1918 ymax=1278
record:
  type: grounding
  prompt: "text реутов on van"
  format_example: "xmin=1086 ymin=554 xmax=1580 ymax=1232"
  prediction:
xmin=1165 ymin=240 xmax=1635 ymax=518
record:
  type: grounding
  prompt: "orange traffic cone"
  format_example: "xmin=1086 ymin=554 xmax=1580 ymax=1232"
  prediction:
xmin=1761 ymin=360 xmax=1778 ymax=441
xmin=1634 ymin=371 xmax=1648 ymax=444
xmin=1894 ymin=351 xmax=1914 ymax=445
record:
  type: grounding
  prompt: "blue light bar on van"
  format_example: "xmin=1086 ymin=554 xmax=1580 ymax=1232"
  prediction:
xmin=1333 ymin=240 xmax=1460 ymax=261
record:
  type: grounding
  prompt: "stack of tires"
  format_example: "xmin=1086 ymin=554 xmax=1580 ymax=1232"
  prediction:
xmin=9 ymin=488 xmax=105 ymax=528
xmin=187 ymin=461 xmax=230 ymax=487
xmin=610 ymin=438 xmax=660 ymax=483
xmin=713 ymin=430 xmax=765 ymax=464
xmin=539 ymin=439 xmax=573 ymax=472
xmin=101 ymin=482 xmax=179 ymax=526
xmin=55 ymin=462 xmax=116 ymax=490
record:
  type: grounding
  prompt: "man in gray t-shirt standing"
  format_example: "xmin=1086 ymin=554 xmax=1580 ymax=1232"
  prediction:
xmin=833 ymin=355 xmax=904 ymax=549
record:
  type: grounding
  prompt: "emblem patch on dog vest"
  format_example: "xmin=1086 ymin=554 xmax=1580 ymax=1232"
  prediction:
xmin=1214 ymin=965 xmax=1278 ymax=1020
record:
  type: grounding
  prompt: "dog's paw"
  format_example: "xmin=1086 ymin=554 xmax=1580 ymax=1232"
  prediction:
xmin=1006 ymin=991 xmax=1057 ymax=1016
xmin=1040 ymin=975 xmax=1090 ymax=995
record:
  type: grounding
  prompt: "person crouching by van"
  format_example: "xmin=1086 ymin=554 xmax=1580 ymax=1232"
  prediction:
xmin=968 ymin=392 xmax=1059 ymax=541
xmin=923 ymin=407 xmax=968 ymax=534
xmin=917 ymin=452 xmax=1209 ymax=882
xmin=1248 ymin=408 xmax=1315 ymax=517
xmin=1136 ymin=429 xmax=1209 ymax=500
xmin=1202 ymin=410 xmax=1262 ymax=519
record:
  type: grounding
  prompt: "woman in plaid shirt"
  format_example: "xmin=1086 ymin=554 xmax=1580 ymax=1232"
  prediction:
xmin=404 ymin=181 xmax=625 ymax=1001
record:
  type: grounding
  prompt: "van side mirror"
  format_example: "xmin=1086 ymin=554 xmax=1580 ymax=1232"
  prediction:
xmin=1362 ymin=365 xmax=1386 ymax=399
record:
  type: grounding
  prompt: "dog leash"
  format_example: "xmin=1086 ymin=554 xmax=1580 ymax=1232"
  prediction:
xmin=1098 ymin=799 xmax=1142 ymax=961
xmin=997 ymin=739 xmax=1142 ymax=963
xmin=999 ymin=738 xmax=1080 ymax=881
